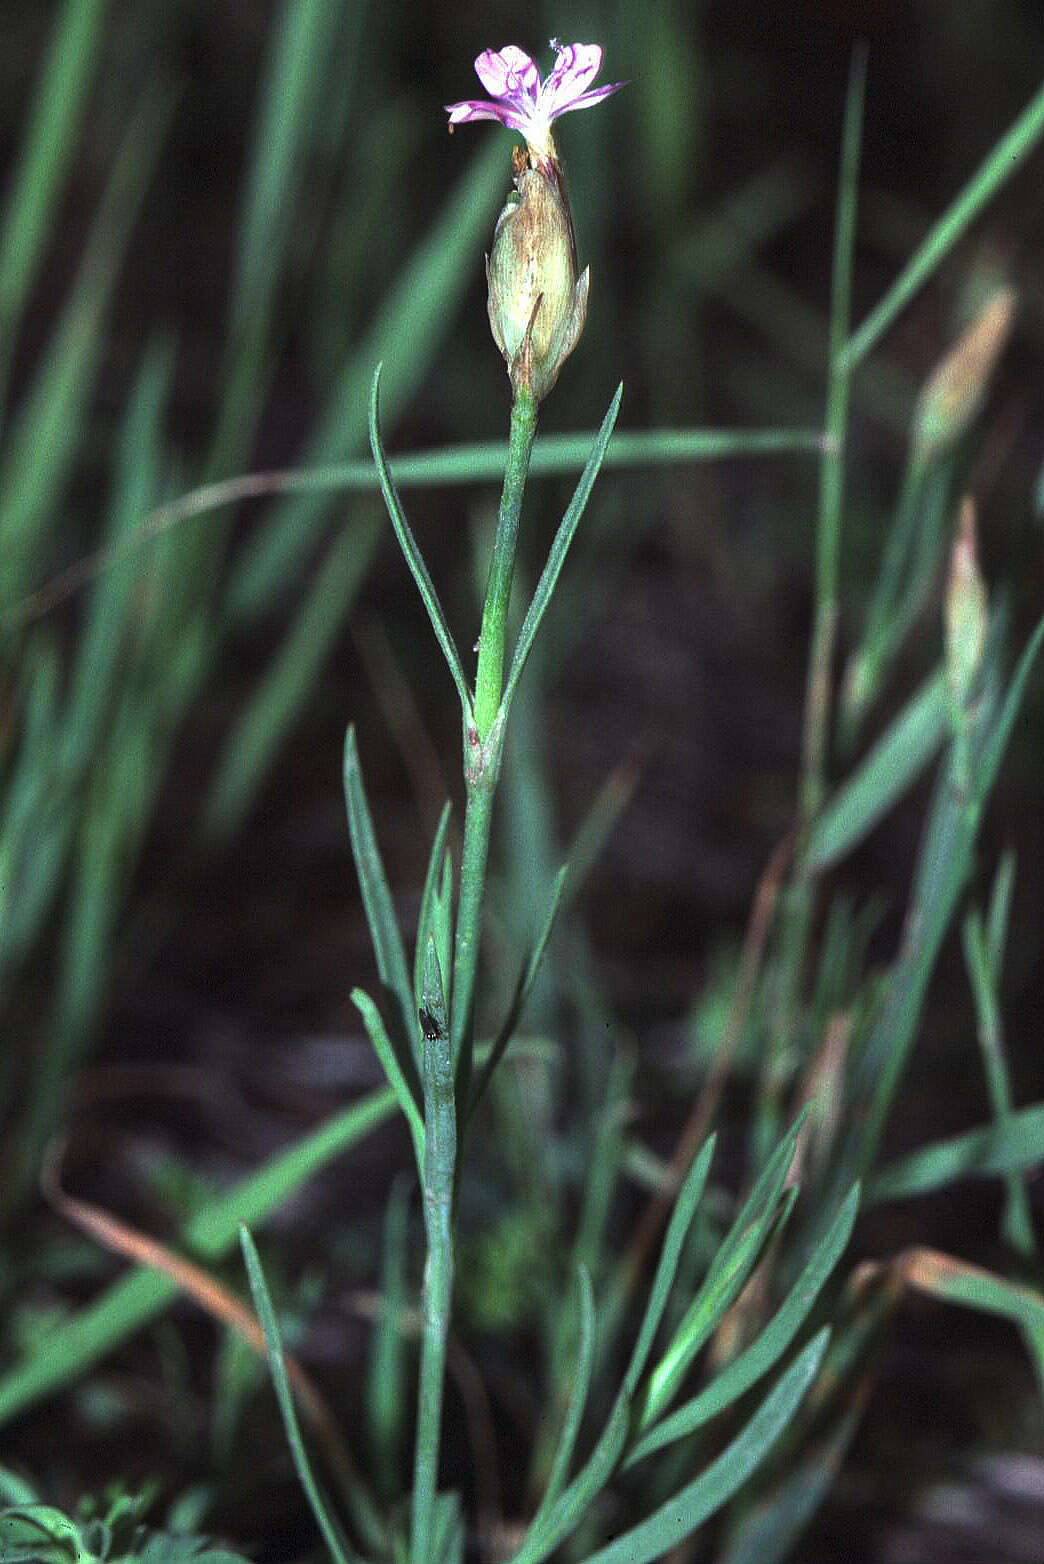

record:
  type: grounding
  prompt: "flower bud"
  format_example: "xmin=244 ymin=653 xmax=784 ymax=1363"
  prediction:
xmin=486 ymin=151 xmax=589 ymax=403
xmin=945 ymin=497 xmax=988 ymax=709
xmin=912 ymin=288 xmax=1016 ymax=470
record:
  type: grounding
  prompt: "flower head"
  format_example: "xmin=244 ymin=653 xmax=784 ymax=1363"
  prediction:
xmin=446 ymin=40 xmax=624 ymax=163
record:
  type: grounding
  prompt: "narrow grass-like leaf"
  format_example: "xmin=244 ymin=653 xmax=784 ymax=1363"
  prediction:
xmin=501 ymin=384 xmax=623 ymax=721
xmin=240 ymin=1227 xmax=360 ymax=1564
xmin=369 ymin=365 xmax=472 ymax=720
xmin=226 ymin=137 xmax=504 ymax=615
xmin=431 ymin=1492 xmax=463 ymax=1564
xmin=976 ymin=613 xmax=1044 ymax=804
xmin=639 ymin=1113 xmax=806 ymax=1430
xmin=896 ymin=1249 xmax=1044 ymax=1337
xmin=512 ymin=1390 xmax=631 ymax=1564
xmin=205 ymin=515 xmax=381 ymax=837
xmin=414 ymin=801 xmax=453 ymax=1022
xmin=806 ymin=668 xmax=949 ymax=871
xmin=0 ymin=0 xmax=106 ymax=390
xmin=963 ymin=909 xmax=1036 ymax=1256
xmin=624 ymin=1136 xmax=718 ymax=1398
xmin=0 ymin=1085 xmax=396 ymax=1424
xmin=577 ymin=1331 xmax=830 ymax=1564
xmin=0 ymin=87 xmax=171 ymax=607
xmin=625 ymin=1184 xmax=858 ymax=1468
xmin=842 ymin=78 xmax=1044 ymax=371
xmin=868 ymin=1102 xmax=1044 ymax=1203
xmin=986 ymin=849 xmax=1016 ymax=975
xmin=530 ymin=1266 xmax=596 ymax=1528
xmin=351 ymin=988 xmax=424 ymax=1169
xmin=467 ymin=864 xmax=567 ymax=1121
xmin=343 ymin=725 xmax=413 ymax=1042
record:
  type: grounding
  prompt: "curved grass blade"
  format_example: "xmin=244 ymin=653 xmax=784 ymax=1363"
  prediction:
xmin=807 ymin=668 xmax=948 ymax=871
xmin=240 ymin=1227 xmax=362 ymax=1564
xmin=501 ymin=384 xmax=623 ymax=722
xmin=576 ymin=1330 xmax=830 ymax=1564
xmin=511 ymin=1390 xmax=631 ymax=1564
xmin=0 ymin=1085 xmax=396 ymax=1424
xmin=868 ymin=1101 xmax=1044 ymax=1204
xmin=343 ymin=724 xmax=414 ymax=1051
xmin=639 ymin=1112 xmax=806 ymax=1430
xmin=0 ymin=0 xmax=106 ymax=398
xmin=369 ymin=365 xmax=472 ymax=721
xmin=624 ymin=1135 xmax=718 ymax=1398
xmin=351 ymin=987 xmax=424 ymax=1169
xmin=625 ymin=1184 xmax=859 ymax=1469
xmin=530 ymin=1266 xmax=596 ymax=1527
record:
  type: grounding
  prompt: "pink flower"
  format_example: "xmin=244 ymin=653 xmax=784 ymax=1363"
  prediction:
xmin=445 ymin=40 xmax=624 ymax=162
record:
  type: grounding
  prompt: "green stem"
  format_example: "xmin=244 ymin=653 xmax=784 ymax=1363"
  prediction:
xmin=473 ymin=389 xmax=538 ymax=738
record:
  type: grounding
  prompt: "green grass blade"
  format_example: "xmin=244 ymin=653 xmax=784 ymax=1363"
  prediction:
xmin=577 ymin=1331 xmax=831 ymax=1564
xmin=624 ymin=1136 xmax=718 ymax=1398
xmin=625 ymin=1185 xmax=858 ymax=1469
xmin=501 ymin=384 xmax=623 ymax=722
xmin=963 ymin=909 xmax=1036 ymax=1256
xmin=841 ymin=79 xmax=1044 ymax=371
xmin=414 ymin=801 xmax=454 ymax=1022
xmin=639 ymin=1113 xmax=806 ymax=1430
xmin=204 ymin=514 xmax=381 ymax=837
xmin=225 ymin=137 xmax=505 ymax=616
xmin=351 ymin=987 xmax=424 ymax=1168
xmin=0 ymin=0 xmax=107 ymax=397
xmin=868 ymin=1101 xmax=1044 ymax=1203
xmin=530 ymin=1266 xmax=596 ymax=1527
xmin=806 ymin=667 xmax=949 ymax=871
xmin=240 ymin=1227 xmax=362 ymax=1564
xmin=986 ymin=848 xmax=1016 ymax=974
xmin=368 ymin=365 xmax=473 ymax=721
xmin=0 ymin=1085 xmax=395 ymax=1424
xmin=466 ymin=864 xmax=567 ymax=1121
xmin=511 ymin=1391 xmax=631 ymax=1564
xmin=0 ymin=87 xmax=172 ymax=609
xmin=343 ymin=724 xmax=414 ymax=1050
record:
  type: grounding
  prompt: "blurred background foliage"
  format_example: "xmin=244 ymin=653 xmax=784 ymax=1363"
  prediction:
xmin=1 ymin=0 xmax=1044 ymax=1560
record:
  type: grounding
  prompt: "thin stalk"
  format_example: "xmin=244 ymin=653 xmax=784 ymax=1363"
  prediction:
xmin=474 ymin=388 xmax=538 ymax=737
xmin=756 ymin=48 xmax=866 ymax=1165
xmin=411 ymin=392 xmax=537 ymax=1560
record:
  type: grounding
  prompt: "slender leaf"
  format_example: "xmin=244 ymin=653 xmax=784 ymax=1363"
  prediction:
xmin=501 ymin=384 xmax=624 ymax=720
xmin=0 ymin=1085 xmax=396 ymax=1424
xmin=512 ymin=1391 xmax=631 ymax=1564
xmin=530 ymin=1266 xmax=596 ymax=1528
xmin=869 ymin=1102 xmax=1044 ymax=1203
xmin=807 ymin=669 xmax=949 ymax=870
xmin=240 ymin=1227 xmax=361 ymax=1564
xmin=577 ymin=1331 xmax=830 ymax=1564
xmin=625 ymin=1136 xmax=718 ymax=1398
xmin=414 ymin=801 xmax=453 ymax=1022
xmin=842 ymin=78 xmax=1044 ymax=370
xmin=639 ymin=1113 xmax=806 ymax=1429
xmin=625 ymin=1184 xmax=859 ymax=1468
xmin=0 ymin=0 xmax=107 ymax=381
xmin=343 ymin=725 xmax=414 ymax=1043
xmin=369 ymin=364 xmax=472 ymax=720
xmin=351 ymin=988 xmax=424 ymax=1169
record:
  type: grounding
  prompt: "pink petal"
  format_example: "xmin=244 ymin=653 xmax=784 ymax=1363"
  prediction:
xmin=474 ymin=46 xmax=541 ymax=107
xmin=551 ymin=80 xmax=626 ymax=117
xmin=540 ymin=42 xmax=604 ymax=115
xmin=445 ymin=98 xmax=531 ymax=133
